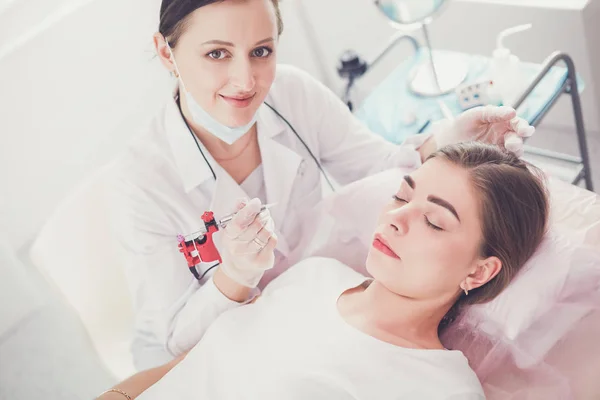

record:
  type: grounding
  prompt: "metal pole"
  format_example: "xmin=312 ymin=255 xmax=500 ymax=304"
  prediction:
xmin=512 ymin=51 xmax=594 ymax=192
xmin=341 ymin=33 xmax=420 ymax=110
xmin=563 ymin=54 xmax=594 ymax=191
xmin=421 ymin=23 xmax=442 ymax=94
xmin=367 ymin=31 xmax=420 ymax=70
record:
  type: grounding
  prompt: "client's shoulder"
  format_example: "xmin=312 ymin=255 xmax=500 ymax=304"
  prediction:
xmin=289 ymin=256 xmax=364 ymax=282
xmin=264 ymin=257 xmax=366 ymax=295
xmin=433 ymin=351 xmax=485 ymax=399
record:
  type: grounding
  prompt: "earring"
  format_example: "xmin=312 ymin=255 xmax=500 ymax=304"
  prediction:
xmin=461 ymin=284 xmax=469 ymax=296
xmin=172 ymin=70 xmax=179 ymax=78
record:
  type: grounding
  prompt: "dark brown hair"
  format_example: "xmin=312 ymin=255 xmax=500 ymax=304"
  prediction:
xmin=430 ymin=142 xmax=549 ymax=331
xmin=159 ymin=0 xmax=284 ymax=48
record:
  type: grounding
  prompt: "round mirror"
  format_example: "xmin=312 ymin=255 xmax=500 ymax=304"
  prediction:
xmin=374 ymin=0 xmax=467 ymax=97
xmin=375 ymin=0 xmax=446 ymax=26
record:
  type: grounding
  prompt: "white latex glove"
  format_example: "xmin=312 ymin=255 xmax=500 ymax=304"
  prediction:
xmin=218 ymin=198 xmax=278 ymax=288
xmin=432 ymin=105 xmax=535 ymax=156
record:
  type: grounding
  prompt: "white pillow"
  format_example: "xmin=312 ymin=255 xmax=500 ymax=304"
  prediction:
xmin=0 ymin=238 xmax=43 ymax=339
xmin=291 ymin=168 xmax=600 ymax=363
xmin=464 ymin=231 xmax=599 ymax=341
xmin=28 ymin=164 xmax=136 ymax=380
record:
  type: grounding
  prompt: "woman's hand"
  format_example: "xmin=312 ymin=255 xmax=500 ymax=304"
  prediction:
xmin=430 ymin=105 xmax=535 ymax=157
xmin=218 ymin=198 xmax=278 ymax=288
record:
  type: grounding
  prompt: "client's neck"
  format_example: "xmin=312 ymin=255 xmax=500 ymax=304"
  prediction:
xmin=349 ymin=280 xmax=453 ymax=349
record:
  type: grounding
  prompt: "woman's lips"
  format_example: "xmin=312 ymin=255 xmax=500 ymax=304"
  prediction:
xmin=219 ymin=93 xmax=255 ymax=108
xmin=372 ymin=234 xmax=400 ymax=259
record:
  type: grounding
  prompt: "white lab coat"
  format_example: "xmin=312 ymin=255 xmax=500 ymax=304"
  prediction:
xmin=108 ymin=64 xmax=428 ymax=370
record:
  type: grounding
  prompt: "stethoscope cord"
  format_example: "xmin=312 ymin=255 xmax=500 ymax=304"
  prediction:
xmin=176 ymin=95 xmax=218 ymax=181
xmin=176 ymin=97 xmax=335 ymax=192
xmin=263 ymin=102 xmax=335 ymax=192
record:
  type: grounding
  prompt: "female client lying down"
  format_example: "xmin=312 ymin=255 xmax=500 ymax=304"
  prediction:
xmin=99 ymin=142 xmax=549 ymax=400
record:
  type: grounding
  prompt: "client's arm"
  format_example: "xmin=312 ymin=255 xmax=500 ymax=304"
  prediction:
xmin=96 ymin=353 xmax=186 ymax=400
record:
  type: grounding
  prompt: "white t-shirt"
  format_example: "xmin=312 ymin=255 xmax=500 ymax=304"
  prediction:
xmin=137 ymin=258 xmax=485 ymax=400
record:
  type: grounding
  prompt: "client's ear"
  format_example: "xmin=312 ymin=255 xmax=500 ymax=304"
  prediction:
xmin=465 ymin=257 xmax=502 ymax=291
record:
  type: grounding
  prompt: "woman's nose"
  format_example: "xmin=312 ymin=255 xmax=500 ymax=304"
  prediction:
xmin=229 ymin=58 xmax=255 ymax=91
xmin=388 ymin=205 xmax=417 ymax=236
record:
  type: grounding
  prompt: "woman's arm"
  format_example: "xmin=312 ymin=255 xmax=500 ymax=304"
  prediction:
xmin=96 ymin=353 xmax=186 ymax=400
xmin=277 ymin=66 xmax=432 ymax=186
xmin=107 ymin=175 xmax=254 ymax=367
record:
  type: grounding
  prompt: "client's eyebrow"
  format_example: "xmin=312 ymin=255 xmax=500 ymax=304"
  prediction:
xmin=403 ymin=175 xmax=460 ymax=221
xmin=427 ymin=196 xmax=460 ymax=222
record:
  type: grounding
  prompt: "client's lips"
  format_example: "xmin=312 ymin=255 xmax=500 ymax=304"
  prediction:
xmin=372 ymin=234 xmax=400 ymax=259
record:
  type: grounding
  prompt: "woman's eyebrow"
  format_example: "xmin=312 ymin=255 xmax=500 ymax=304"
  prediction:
xmin=403 ymin=175 xmax=459 ymax=221
xmin=427 ymin=195 xmax=460 ymax=222
xmin=202 ymin=39 xmax=234 ymax=46
xmin=201 ymin=37 xmax=274 ymax=47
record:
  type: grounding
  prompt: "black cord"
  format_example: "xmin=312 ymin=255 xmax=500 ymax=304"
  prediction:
xmin=198 ymin=263 xmax=219 ymax=281
xmin=264 ymin=102 xmax=336 ymax=192
xmin=174 ymin=97 xmax=335 ymax=192
xmin=176 ymin=95 xmax=217 ymax=181
xmin=176 ymin=97 xmax=335 ymax=281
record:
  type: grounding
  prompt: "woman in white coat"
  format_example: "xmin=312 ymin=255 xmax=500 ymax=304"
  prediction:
xmin=108 ymin=0 xmax=535 ymax=370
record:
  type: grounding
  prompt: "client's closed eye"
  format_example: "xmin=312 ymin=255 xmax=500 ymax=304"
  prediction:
xmin=392 ymin=195 xmax=443 ymax=231
xmin=424 ymin=216 xmax=443 ymax=231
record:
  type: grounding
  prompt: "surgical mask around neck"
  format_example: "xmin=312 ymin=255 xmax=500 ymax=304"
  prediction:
xmin=166 ymin=42 xmax=259 ymax=145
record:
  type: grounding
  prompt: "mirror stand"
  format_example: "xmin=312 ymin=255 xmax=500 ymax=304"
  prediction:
xmin=337 ymin=0 xmax=469 ymax=106
xmin=408 ymin=22 xmax=468 ymax=97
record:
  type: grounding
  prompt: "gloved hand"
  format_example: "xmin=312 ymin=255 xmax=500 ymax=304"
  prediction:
xmin=432 ymin=105 xmax=535 ymax=156
xmin=218 ymin=198 xmax=278 ymax=288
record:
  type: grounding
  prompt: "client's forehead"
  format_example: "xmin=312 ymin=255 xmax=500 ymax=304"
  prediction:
xmin=411 ymin=159 xmax=480 ymax=221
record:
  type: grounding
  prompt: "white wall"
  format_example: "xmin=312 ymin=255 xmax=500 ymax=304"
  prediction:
xmin=582 ymin=0 xmax=600 ymax=131
xmin=0 ymin=0 xmax=170 ymax=250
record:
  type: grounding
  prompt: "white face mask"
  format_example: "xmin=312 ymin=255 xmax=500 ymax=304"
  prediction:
xmin=167 ymin=42 xmax=259 ymax=145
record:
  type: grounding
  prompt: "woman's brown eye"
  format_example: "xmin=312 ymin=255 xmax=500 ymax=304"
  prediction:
xmin=252 ymin=47 xmax=272 ymax=58
xmin=207 ymin=50 xmax=226 ymax=60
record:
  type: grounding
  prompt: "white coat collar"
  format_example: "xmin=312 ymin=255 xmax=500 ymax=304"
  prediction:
xmin=165 ymin=86 xmax=300 ymax=257
xmin=165 ymin=87 xmax=288 ymax=193
xmin=164 ymin=86 xmax=217 ymax=193
xmin=257 ymin=96 xmax=288 ymax=139
xmin=255 ymin=99 xmax=302 ymax=257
